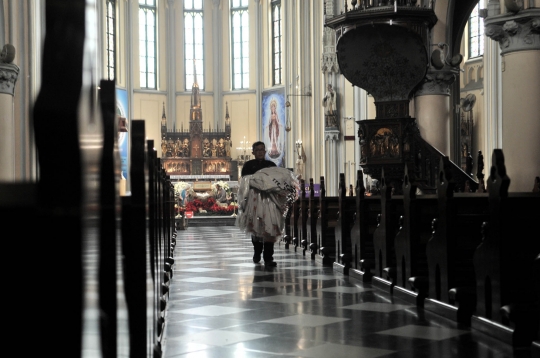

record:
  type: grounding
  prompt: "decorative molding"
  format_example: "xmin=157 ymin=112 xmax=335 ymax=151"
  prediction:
xmin=325 ymin=130 xmax=340 ymax=141
xmin=484 ymin=9 xmax=540 ymax=55
xmin=414 ymin=69 xmax=457 ymax=97
xmin=0 ymin=64 xmax=19 ymax=96
xmin=321 ymin=50 xmax=339 ymax=74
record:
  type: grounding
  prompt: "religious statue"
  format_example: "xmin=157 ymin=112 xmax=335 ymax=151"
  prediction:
xmin=323 ymin=84 xmax=338 ymax=127
xmin=161 ymin=137 xmax=168 ymax=158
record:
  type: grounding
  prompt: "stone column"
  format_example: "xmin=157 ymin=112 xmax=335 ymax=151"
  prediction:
xmin=414 ymin=68 xmax=459 ymax=156
xmin=325 ymin=129 xmax=340 ymax=196
xmin=484 ymin=6 xmax=540 ymax=192
xmin=0 ymin=44 xmax=20 ymax=181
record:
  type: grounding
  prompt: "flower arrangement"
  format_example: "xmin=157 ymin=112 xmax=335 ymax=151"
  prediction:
xmin=174 ymin=181 xmax=191 ymax=198
xmin=181 ymin=197 xmax=237 ymax=216
xmin=174 ymin=180 xmax=238 ymax=216
xmin=211 ymin=180 xmax=231 ymax=195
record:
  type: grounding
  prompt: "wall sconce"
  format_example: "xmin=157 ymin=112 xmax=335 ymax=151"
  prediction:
xmin=286 ymin=85 xmax=312 ymax=106
xmin=286 ymin=85 xmax=312 ymax=132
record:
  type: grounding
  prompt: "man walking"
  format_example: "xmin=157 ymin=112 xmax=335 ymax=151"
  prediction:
xmin=241 ymin=141 xmax=277 ymax=266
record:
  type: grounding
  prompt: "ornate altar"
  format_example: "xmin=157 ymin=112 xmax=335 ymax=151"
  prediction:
xmin=161 ymin=71 xmax=232 ymax=177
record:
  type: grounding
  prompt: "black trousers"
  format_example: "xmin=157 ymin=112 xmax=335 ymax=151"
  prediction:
xmin=252 ymin=237 xmax=274 ymax=262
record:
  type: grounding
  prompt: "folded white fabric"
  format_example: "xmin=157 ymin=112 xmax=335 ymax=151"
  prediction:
xmin=235 ymin=167 xmax=299 ymax=242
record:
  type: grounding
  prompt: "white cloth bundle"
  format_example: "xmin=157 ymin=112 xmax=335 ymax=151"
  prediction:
xmin=235 ymin=167 xmax=299 ymax=242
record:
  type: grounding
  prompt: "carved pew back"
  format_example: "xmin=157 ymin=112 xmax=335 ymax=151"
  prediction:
xmin=371 ymin=169 xmax=405 ymax=292
xmin=315 ymin=176 xmax=340 ymax=266
xmin=425 ymin=156 xmax=489 ymax=324
xmin=472 ymin=149 xmax=540 ymax=348
xmin=349 ymin=169 xmax=380 ymax=282
xmin=334 ymin=173 xmax=357 ymax=274
xmin=305 ymin=178 xmax=320 ymax=258
xmin=294 ymin=179 xmax=308 ymax=253
xmin=393 ymin=164 xmax=437 ymax=305
xmin=289 ymin=186 xmax=301 ymax=251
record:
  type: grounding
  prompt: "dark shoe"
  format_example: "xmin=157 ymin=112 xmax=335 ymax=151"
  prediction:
xmin=253 ymin=253 xmax=261 ymax=263
xmin=263 ymin=242 xmax=276 ymax=266
xmin=252 ymin=238 xmax=263 ymax=263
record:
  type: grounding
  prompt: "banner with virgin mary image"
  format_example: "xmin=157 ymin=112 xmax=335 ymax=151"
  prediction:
xmin=261 ymin=88 xmax=286 ymax=168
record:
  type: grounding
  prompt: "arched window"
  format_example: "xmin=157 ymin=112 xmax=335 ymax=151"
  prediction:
xmin=184 ymin=0 xmax=204 ymax=90
xmin=469 ymin=3 xmax=484 ymax=59
xmin=105 ymin=0 xmax=116 ymax=81
xmin=139 ymin=0 xmax=157 ymax=89
xmin=271 ymin=0 xmax=282 ymax=86
xmin=230 ymin=0 xmax=249 ymax=90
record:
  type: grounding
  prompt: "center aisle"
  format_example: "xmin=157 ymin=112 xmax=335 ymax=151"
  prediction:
xmin=161 ymin=226 xmax=516 ymax=358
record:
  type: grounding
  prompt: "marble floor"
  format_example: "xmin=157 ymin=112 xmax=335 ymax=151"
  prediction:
xmin=161 ymin=226 xmax=529 ymax=358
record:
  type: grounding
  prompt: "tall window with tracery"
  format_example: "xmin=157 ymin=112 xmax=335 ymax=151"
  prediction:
xmin=139 ymin=0 xmax=157 ymax=89
xmin=105 ymin=0 xmax=116 ymax=81
xmin=184 ymin=0 xmax=204 ymax=90
xmin=468 ymin=3 xmax=484 ymax=59
xmin=271 ymin=0 xmax=282 ymax=86
xmin=230 ymin=0 xmax=249 ymax=90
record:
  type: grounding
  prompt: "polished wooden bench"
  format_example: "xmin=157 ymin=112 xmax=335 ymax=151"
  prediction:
xmin=293 ymin=179 xmax=308 ymax=254
xmin=304 ymin=178 xmax=320 ymax=259
xmin=315 ymin=176 xmax=340 ymax=266
xmin=349 ymin=169 xmax=380 ymax=282
xmin=393 ymin=165 xmax=437 ymax=306
xmin=371 ymin=168 xmax=405 ymax=294
xmin=472 ymin=149 xmax=540 ymax=348
xmin=333 ymin=173 xmax=357 ymax=275
xmin=424 ymin=156 xmax=489 ymax=324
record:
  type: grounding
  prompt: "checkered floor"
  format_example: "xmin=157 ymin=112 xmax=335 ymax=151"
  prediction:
xmin=161 ymin=226 xmax=520 ymax=358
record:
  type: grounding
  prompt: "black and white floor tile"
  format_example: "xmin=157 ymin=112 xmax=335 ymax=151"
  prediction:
xmin=161 ymin=226 xmax=524 ymax=358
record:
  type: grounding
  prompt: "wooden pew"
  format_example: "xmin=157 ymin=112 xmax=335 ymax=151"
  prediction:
xmin=281 ymin=207 xmax=293 ymax=249
xmin=293 ymin=179 xmax=308 ymax=253
xmin=333 ymin=173 xmax=357 ymax=275
xmin=289 ymin=187 xmax=301 ymax=252
xmin=349 ymin=169 xmax=380 ymax=282
xmin=121 ymin=120 xmax=176 ymax=356
xmin=315 ymin=176 xmax=340 ymax=266
xmin=472 ymin=149 xmax=540 ymax=348
xmin=305 ymin=178 xmax=320 ymax=259
xmin=424 ymin=156 xmax=489 ymax=325
xmin=393 ymin=165 xmax=437 ymax=306
xmin=371 ymin=169 xmax=404 ymax=294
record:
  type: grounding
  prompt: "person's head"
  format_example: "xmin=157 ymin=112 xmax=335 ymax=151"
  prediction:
xmin=252 ymin=141 xmax=266 ymax=160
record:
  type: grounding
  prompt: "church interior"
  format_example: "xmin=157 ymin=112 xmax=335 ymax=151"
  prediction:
xmin=1 ymin=0 xmax=539 ymax=357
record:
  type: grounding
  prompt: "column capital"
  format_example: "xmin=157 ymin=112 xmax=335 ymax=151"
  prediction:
xmin=414 ymin=69 xmax=457 ymax=97
xmin=0 ymin=63 xmax=19 ymax=96
xmin=0 ymin=44 xmax=19 ymax=96
xmin=484 ymin=8 xmax=540 ymax=55
xmin=325 ymin=130 xmax=340 ymax=141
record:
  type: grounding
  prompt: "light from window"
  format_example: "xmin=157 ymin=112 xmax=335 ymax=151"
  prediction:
xmin=231 ymin=0 xmax=249 ymax=90
xmin=469 ymin=3 xmax=484 ymax=59
xmin=185 ymin=0 xmax=204 ymax=90
xmin=106 ymin=0 xmax=116 ymax=81
xmin=139 ymin=0 xmax=157 ymax=89
xmin=271 ymin=0 xmax=282 ymax=85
